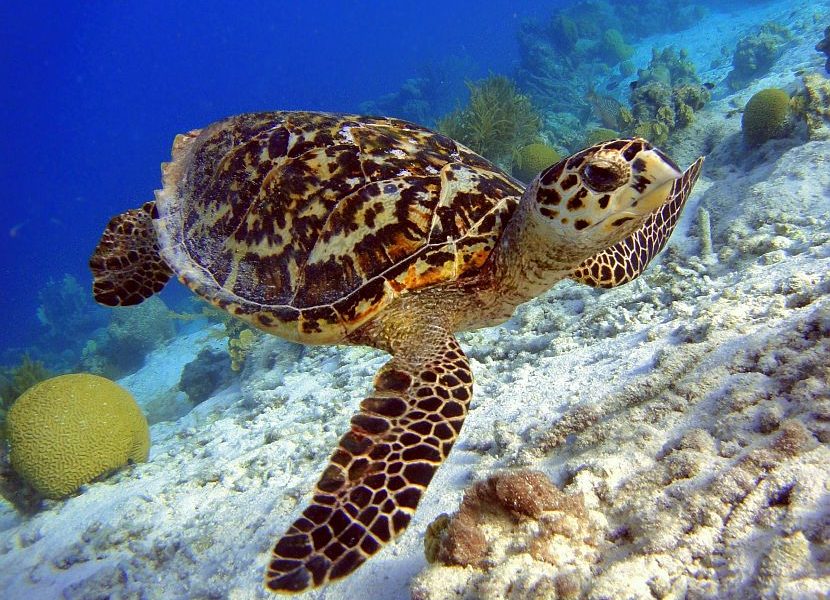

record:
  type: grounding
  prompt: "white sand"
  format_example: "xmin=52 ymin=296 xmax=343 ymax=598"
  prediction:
xmin=1 ymin=2 xmax=828 ymax=598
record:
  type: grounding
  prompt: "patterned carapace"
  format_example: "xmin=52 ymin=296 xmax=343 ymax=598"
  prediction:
xmin=153 ymin=112 xmax=522 ymax=343
xmin=89 ymin=111 xmax=704 ymax=594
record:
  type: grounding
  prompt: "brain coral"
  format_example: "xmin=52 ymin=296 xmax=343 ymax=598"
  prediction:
xmin=512 ymin=143 xmax=561 ymax=183
xmin=7 ymin=373 xmax=150 ymax=498
xmin=742 ymin=88 xmax=791 ymax=146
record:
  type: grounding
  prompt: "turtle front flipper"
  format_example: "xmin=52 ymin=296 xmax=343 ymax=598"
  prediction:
xmin=571 ymin=156 xmax=704 ymax=288
xmin=89 ymin=201 xmax=173 ymax=306
xmin=265 ymin=330 xmax=472 ymax=593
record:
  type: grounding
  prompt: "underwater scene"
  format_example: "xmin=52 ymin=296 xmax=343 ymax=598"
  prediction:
xmin=1 ymin=0 xmax=829 ymax=597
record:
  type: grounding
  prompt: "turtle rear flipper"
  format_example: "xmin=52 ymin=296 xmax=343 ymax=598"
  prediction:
xmin=265 ymin=328 xmax=472 ymax=593
xmin=571 ymin=156 xmax=704 ymax=288
xmin=89 ymin=201 xmax=173 ymax=306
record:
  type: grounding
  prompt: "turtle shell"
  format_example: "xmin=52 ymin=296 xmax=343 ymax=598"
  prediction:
xmin=153 ymin=112 xmax=521 ymax=342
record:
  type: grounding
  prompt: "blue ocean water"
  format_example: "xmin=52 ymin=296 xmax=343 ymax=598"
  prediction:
xmin=0 ymin=0 xmax=793 ymax=364
xmin=0 ymin=0 xmax=555 ymax=356
xmin=2 ymin=0 xmax=829 ymax=597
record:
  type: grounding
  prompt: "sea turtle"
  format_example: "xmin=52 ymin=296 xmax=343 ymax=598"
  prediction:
xmin=89 ymin=111 xmax=703 ymax=593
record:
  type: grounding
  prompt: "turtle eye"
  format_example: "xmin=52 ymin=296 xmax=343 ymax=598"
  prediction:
xmin=581 ymin=162 xmax=625 ymax=192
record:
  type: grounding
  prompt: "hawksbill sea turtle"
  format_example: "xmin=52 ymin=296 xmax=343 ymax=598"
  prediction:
xmin=89 ymin=111 xmax=703 ymax=593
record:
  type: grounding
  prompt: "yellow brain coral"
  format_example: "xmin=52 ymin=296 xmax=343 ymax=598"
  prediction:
xmin=742 ymin=87 xmax=791 ymax=146
xmin=512 ymin=143 xmax=562 ymax=183
xmin=7 ymin=373 xmax=150 ymax=498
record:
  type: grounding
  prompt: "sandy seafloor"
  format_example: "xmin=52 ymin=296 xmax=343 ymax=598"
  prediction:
xmin=2 ymin=2 xmax=830 ymax=599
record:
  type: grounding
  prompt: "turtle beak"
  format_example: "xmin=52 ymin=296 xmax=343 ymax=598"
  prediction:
xmin=592 ymin=173 xmax=677 ymax=239
xmin=632 ymin=178 xmax=675 ymax=214
xmin=604 ymin=156 xmax=704 ymax=232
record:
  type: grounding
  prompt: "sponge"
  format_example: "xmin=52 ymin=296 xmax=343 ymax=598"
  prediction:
xmin=7 ymin=373 xmax=150 ymax=498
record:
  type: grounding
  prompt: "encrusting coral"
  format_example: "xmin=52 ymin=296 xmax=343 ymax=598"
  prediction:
xmin=415 ymin=469 xmax=604 ymax=599
xmin=6 ymin=373 xmax=149 ymax=499
xmin=790 ymin=73 xmax=830 ymax=140
xmin=228 ymin=327 xmax=258 ymax=372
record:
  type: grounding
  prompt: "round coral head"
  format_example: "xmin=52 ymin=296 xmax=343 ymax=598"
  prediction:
xmin=7 ymin=373 xmax=150 ymax=498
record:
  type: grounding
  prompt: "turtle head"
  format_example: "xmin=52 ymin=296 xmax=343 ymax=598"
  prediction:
xmin=527 ymin=138 xmax=683 ymax=257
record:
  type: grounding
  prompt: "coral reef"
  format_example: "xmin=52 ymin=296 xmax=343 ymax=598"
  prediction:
xmin=627 ymin=47 xmax=710 ymax=146
xmin=619 ymin=60 xmax=635 ymax=77
xmin=791 ymin=73 xmax=830 ymax=140
xmin=538 ymin=0 xmax=705 ymax=51
xmin=179 ymin=347 xmax=233 ymax=404
xmin=741 ymin=87 xmax=792 ymax=146
xmin=542 ymin=111 xmax=586 ymax=154
xmin=81 ymin=296 xmax=176 ymax=377
xmin=0 ymin=355 xmax=52 ymax=441
xmin=547 ymin=13 xmax=580 ymax=54
xmin=512 ymin=143 xmax=561 ymax=183
xmin=623 ymin=0 xmax=707 ymax=38
xmin=515 ymin=9 xmax=620 ymax=118
xmin=818 ymin=25 xmax=830 ymax=73
xmin=359 ymin=56 xmax=474 ymax=126
xmin=639 ymin=46 xmax=700 ymax=87
xmin=1 ymin=127 xmax=829 ymax=598
xmin=6 ymin=374 xmax=149 ymax=498
xmin=726 ymin=22 xmax=793 ymax=91
xmin=597 ymin=28 xmax=633 ymax=66
xmin=585 ymin=87 xmax=631 ymax=131
xmin=520 ymin=0 xmax=705 ymax=79
xmin=437 ymin=75 xmax=541 ymax=167
xmin=35 ymin=274 xmax=108 ymax=366
xmin=6 ymin=6 xmax=830 ymax=598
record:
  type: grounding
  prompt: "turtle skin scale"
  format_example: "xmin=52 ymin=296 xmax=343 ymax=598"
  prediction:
xmin=90 ymin=111 xmax=703 ymax=593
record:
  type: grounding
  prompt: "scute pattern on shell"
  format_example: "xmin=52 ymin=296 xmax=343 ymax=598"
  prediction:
xmin=155 ymin=112 xmax=522 ymax=339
